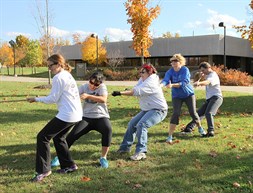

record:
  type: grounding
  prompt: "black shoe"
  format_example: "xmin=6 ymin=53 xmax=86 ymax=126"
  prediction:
xmin=202 ymin=131 xmax=214 ymax=137
xmin=180 ymin=127 xmax=193 ymax=134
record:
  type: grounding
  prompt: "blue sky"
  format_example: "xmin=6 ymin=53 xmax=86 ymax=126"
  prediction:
xmin=0 ymin=0 xmax=251 ymax=43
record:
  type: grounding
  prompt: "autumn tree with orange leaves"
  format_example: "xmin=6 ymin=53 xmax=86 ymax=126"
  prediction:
xmin=125 ymin=0 xmax=160 ymax=64
xmin=81 ymin=36 xmax=107 ymax=66
xmin=233 ymin=1 xmax=253 ymax=48
xmin=0 ymin=43 xmax=13 ymax=66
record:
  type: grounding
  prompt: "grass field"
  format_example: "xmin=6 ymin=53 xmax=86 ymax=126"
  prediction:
xmin=0 ymin=81 xmax=252 ymax=193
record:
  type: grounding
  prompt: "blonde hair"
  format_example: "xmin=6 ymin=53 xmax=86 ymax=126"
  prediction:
xmin=170 ymin=53 xmax=186 ymax=66
xmin=47 ymin=54 xmax=72 ymax=72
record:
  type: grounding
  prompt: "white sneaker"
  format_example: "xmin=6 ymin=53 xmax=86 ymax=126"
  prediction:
xmin=166 ymin=136 xmax=173 ymax=144
xmin=130 ymin=152 xmax=146 ymax=161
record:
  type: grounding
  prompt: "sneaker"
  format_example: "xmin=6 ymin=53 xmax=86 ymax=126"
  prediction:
xmin=166 ymin=136 xmax=173 ymax=144
xmin=198 ymin=127 xmax=206 ymax=136
xmin=56 ymin=164 xmax=78 ymax=174
xmin=51 ymin=156 xmax=60 ymax=167
xmin=30 ymin=171 xmax=51 ymax=182
xmin=180 ymin=127 xmax=192 ymax=134
xmin=202 ymin=131 xmax=215 ymax=138
xmin=99 ymin=157 xmax=109 ymax=168
xmin=130 ymin=152 xmax=146 ymax=161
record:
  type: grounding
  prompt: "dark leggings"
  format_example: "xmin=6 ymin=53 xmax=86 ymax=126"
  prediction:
xmin=170 ymin=95 xmax=200 ymax=125
xmin=66 ymin=117 xmax=112 ymax=147
xmin=36 ymin=117 xmax=76 ymax=173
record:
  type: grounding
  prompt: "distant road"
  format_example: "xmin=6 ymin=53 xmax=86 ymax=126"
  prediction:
xmin=1 ymin=75 xmax=252 ymax=94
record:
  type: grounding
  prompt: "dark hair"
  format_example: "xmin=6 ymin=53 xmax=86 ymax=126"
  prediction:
xmin=199 ymin=62 xmax=211 ymax=69
xmin=141 ymin=63 xmax=157 ymax=74
xmin=47 ymin=54 xmax=72 ymax=72
xmin=89 ymin=72 xmax=105 ymax=85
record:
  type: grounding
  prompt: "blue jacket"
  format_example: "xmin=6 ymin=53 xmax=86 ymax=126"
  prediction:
xmin=161 ymin=66 xmax=194 ymax=99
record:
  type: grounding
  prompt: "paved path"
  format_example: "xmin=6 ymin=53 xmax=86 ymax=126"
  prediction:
xmin=1 ymin=75 xmax=252 ymax=94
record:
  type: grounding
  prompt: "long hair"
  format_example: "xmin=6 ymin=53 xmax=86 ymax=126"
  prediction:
xmin=47 ymin=54 xmax=72 ymax=72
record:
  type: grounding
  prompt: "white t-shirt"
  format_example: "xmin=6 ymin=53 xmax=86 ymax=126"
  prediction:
xmin=205 ymin=71 xmax=222 ymax=99
xmin=35 ymin=70 xmax=82 ymax=122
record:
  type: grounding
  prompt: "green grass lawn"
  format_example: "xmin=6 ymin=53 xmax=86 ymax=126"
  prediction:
xmin=0 ymin=82 xmax=252 ymax=193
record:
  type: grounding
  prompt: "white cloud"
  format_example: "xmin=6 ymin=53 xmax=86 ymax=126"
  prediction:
xmin=206 ymin=9 xmax=245 ymax=29
xmin=104 ymin=28 xmax=132 ymax=42
xmin=6 ymin=32 xmax=32 ymax=39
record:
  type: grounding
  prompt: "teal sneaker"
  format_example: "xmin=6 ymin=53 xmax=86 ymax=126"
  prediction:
xmin=51 ymin=156 xmax=60 ymax=167
xmin=99 ymin=157 xmax=109 ymax=168
xmin=198 ymin=127 xmax=206 ymax=136
xmin=166 ymin=136 xmax=173 ymax=144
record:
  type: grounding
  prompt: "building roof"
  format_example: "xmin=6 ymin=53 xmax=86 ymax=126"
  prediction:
xmin=54 ymin=35 xmax=253 ymax=60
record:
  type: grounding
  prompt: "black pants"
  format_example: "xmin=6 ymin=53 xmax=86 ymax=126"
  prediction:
xmin=170 ymin=95 xmax=200 ymax=125
xmin=36 ymin=117 xmax=76 ymax=173
xmin=66 ymin=117 xmax=112 ymax=148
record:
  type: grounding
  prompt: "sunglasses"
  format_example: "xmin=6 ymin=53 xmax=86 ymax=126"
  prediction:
xmin=170 ymin=60 xmax=179 ymax=63
xmin=48 ymin=62 xmax=58 ymax=67
xmin=139 ymin=71 xmax=146 ymax=74
xmin=89 ymin=80 xmax=100 ymax=87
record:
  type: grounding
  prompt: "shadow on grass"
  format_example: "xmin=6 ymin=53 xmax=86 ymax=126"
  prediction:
xmin=0 ymin=109 xmax=56 ymax=124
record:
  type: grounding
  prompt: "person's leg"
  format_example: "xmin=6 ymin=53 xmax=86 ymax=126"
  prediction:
xmin=53 ymin=122 xmax=78 ymax=169
xmin=184 ymin=100 xmax=208 ymax=132
xmin=119 ymin=111 xmax=146 ymax=152
xmin=167 ymin=98 xmax=183 ymax=142
xmin=94 ymin=118 xmax=112 ymax=158
xmin=36 ymin=117 xmax=71 ymax=174
xmin=185 ymin=95 xmax=206 ymax=135
xmin=66 ymin=118 xmax=93 ymax=148
xmin=205 ymin=96 xmax=223 ymax=133
xmin=135 ymin=109 xmax=167 ymax=153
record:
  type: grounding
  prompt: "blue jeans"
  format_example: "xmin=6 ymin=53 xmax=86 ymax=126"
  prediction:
xmin=119 ymin=109 xmax=167 ymax=153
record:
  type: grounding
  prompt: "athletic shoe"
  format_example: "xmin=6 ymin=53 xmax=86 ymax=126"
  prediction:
xmin=198 ymin=127 xmax=206 ymax=136
xmin=130 ymin=152 xmax=146 ymax=161
xmin=166 ymin=136 xmax=173 ymax=144
xmin=56 ymin=164 xmax=78 ymax=174
xmin=202 ymin=131 xmax=215 ymax=137
xmin=30 ymin=171 xmax=51 ymax=182
xmin=51 ymin=156 xmax=60 ymax=167
xmin=180 ymin=127 xmax=193 ymax=134
xmin=99 ymin=157 xmax=109 ymax=168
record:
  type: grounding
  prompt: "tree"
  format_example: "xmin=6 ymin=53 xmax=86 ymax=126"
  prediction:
xmin=125 ymin=0 xmax=160 ymax=64
xmin=81 ymin=36 xmax=107 ymax=66
xmin=0 ymin=43 xmax=13 ymax=66
xmin=25 ymin=40 xmax=43 ymax=67
xmin=233 ymin=1 xmax=253 ymax=48
xmin=107 ymin=49 xmax=124 ymax=71
xmin=72 ymin=33 xmax=82 ymax=44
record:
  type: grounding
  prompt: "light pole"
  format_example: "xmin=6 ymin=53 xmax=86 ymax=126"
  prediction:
xmin=218 ymin=22 xmax=226 ymax=70
xmin=9 ymin=40 xmax=16 ymax=76
xmin=91 ymin=34 xmax=98 ymax=70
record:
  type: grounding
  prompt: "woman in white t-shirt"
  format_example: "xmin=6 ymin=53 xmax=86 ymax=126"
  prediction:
xmin=183 ymin=62 xmax=223 ymax=137
xmin=27 ymin=54 xmax=82 ymax=182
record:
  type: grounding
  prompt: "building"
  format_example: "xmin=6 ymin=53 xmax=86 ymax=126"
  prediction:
xmin=54 ymin=34 xmax=253 ymax=76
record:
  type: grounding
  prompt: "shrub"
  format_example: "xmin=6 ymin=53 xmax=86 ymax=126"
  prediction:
xmin=103 ymin=68 xmax=139 ymax=81
xmin=212 ymin=65 xmax=252 ymax=86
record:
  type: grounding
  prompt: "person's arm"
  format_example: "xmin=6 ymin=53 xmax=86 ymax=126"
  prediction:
xmin=112 ymin=89 xmax=134 ymax=96
xmin=194 ymin=80 xmax=211 ymax=87
xmin=80 ymin=93 xmax=107 ymax=103
xmin=28 ymin=78 xmax=62 ymax=103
